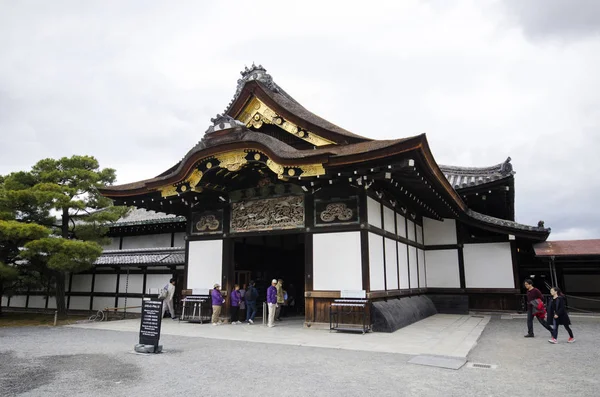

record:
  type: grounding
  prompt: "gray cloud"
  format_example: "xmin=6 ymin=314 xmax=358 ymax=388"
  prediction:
xmin=0 ymin=0 xmax=599 ymax=240
xmin=501 ymin=0 xmax=600 ymax=40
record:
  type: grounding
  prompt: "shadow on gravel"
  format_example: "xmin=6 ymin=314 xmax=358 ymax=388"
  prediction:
xmin=0 ymin=351 xmax=142 ymax=395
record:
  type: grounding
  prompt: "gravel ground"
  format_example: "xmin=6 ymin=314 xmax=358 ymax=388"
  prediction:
xmin=1 ymin=316 xmax=599 ymax=397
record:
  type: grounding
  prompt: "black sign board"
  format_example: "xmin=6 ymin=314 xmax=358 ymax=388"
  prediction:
xmin=315 ymin=196 xmax=360 ymax=227
xmin=139 ymin=299 xmax=163 ymax=346
xmin=190 ymin=210 xmax=223 ymax=235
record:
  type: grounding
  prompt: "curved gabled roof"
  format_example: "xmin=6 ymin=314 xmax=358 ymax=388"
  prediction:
xmin=440 ymin=157 xmax=514 ymax=190
xmin=224 ymin=64 xmax=370 ymax=144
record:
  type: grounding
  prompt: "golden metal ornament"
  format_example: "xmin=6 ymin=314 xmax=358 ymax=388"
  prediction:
xmin=236 ymin=97 xmax=335 ymax=147
xmin=298 ymin=164 xmax=326 ymax=177
xmin=266 ymin=159 xmax=285 ymax=175
xmin=186 ymin=169 xmax=203 ymax=188
xmin=160 ymin=185 xmax=178 ymax=198
xmin=216 ymin=151 xmax=248 ymax=172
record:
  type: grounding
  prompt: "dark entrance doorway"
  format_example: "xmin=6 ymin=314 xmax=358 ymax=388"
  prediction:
xmin=233 ymin=234 xmax=305 ymax=319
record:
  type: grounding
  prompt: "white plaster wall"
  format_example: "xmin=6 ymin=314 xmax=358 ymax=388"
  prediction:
xmin=398 ymin=242 xmax=409 ymax=289
xmin=385 ymin=238 xmax=398 ymax=290
xmin=9 ymin=295 xmax=27 ymax=307
xmin=70 ymin=274 xmax=93 ymax=292
xmin=47 ymin=298 xmax=57 ymax=309
xmin=69 ymin=296 xmax=90 ymax=310
xmin=173 ymin=232 xmax=186 ymax=247
xmin=188 ymin=240 xmax=223 ymax=290
xmin=396 ymin=213 xmax=406 ymax=238
xmin=146 ymin=274 xmax=171 ymax=292
xmin=425 ymin=249 xmax=460 ymax=288
xmin=92 ymin=296 xmax=116 ymax=311
xmin=416 ymin=225 xmax=423 ymax=245
xmin=94 ymin=274 xmax=117 ymax=293
xmin=409 ymin=246 xmax=418 ymax=287
xmin=1 ymin=296 xmax=8 ymax=307
xmin=117 ymin=297 xmax=142 ymax=313
xmin=28 ymin=296 xmax=47 ymax=309
xmin=119 ymin=273 xmax=143 ymax=294
xmin=367 ymin=197 xmax=382 ymax=229
xmin=368 ymin=232 xmax=385 ymax=291
xmin=423 ymin=218 xmax=457 ymax=245
xmin=463 ymin=242 xmax=515 ymax=288
xmin=103 ymin=237 xmax=120 ymax=250
xmin=418 ymin=249 xmax=426 ymax=287
xmin=407 ymin=220 xmax=416 ymax=241
xmin=313 ymin=232 xmax=362 ymax=291
xmin=383 ymin=206 xmax=395 ymax=233
xmin=122 ymin=234 xmax=171 ymax=250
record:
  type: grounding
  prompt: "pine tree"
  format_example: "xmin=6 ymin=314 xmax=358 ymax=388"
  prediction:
xmin=1 ymin=155 xmax=127 ymax=318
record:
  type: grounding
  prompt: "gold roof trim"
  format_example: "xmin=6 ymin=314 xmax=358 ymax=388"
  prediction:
xmin=236 ymin=97 xmax=335 ymax=147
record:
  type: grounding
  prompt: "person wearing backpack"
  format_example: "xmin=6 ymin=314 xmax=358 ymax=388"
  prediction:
xmin=524 ymin=279 xmax=553 ymax=337
xmin=160 ymin=278 xmax=177 ymax=320
xmin=245 ymin=280 xmax=258 ymax=324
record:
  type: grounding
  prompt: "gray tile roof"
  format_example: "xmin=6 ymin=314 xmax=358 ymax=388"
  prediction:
xmin=466 ymin=209 xmax=550 ymax=233
xmin=440 ymin=157 xmax=514 ymax=190
xmin=95 ymin=247 xmax=185 ymax=266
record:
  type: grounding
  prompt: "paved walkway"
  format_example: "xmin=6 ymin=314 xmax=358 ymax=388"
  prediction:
xmin=68 ymin=313 xmax=490 ymax=358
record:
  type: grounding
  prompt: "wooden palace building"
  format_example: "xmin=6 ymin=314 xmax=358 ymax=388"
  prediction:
xmin=96 ymin=65 xmax=551 ymax=330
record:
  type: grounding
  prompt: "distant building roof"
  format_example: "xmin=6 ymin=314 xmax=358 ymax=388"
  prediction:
xmin=112 ymin=208 xmax=186 ymax=227
xmin=95 ymin=247 xmax=185 ymax=266
xmin=534 ymin=240 xmax=600 ymax=257
xmin=440 ymin=157 xmax=514 ymax=190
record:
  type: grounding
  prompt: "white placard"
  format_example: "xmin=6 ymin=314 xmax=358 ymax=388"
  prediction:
xmin=340 ymin=290 xmax=366 ymax=299
xmin=192 ymin=288 xmax=210 ymax=296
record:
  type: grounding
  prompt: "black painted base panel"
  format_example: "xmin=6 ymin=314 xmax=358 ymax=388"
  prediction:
xmin=372 ymin=295 xmax=437 ymax=333
xmin=428 ymin=294 xmax=469 ymax=315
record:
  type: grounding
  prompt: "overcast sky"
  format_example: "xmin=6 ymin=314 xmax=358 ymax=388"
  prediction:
xmin=1 ymin=0 xmax=599 ymax=240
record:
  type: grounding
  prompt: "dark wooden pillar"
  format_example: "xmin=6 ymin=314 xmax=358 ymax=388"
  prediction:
xmin=456 ymin=222 xmax=466 ymax=289
xmin=304 ymin=192 xmax=315 ymax=323
xmin=89 ymin=268 xmax=96 ymax=311
xmin=359 ymin=189 xmax=370 ymax=293
xmin=510 ymin=240 xmax=520 ymax=289
xmin=67 ymin=273 xmax=73 ymax=309
xmin=114 ymin=267 xmax=121 ymax=308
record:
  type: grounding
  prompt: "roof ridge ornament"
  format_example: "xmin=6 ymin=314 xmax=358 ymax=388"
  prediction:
xmin=204 ymin=114 xmax=245 ymax=135
xmin=500 ymin=157 xmax=513 ymax=175
xmin=223 ymin=63 xmax=281 ymax=115
xmin=238 ymin=63 xmax=279 ymax=93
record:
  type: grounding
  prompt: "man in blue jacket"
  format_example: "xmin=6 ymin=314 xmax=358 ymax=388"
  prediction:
xmin=267 ymin=279 xmax=278 ymax=327
xmin=245 ymin=280 xmax=258 ymax=324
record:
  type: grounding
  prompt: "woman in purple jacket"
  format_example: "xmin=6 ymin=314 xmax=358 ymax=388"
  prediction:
xmin=230 ymin=284 xmax=242 ymax=324
xmin=211 ymin=284 xmax=225 ymax=326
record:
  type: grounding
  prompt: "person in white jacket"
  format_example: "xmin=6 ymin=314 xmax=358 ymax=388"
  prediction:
xmin=161 ymin=278 xmax=177 ymax=320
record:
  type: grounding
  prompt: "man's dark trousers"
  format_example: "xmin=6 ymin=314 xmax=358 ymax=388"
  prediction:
xmin=527 ymin=306 xmax=552 ymax=335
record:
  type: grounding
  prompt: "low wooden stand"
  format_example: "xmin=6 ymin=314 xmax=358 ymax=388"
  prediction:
xmin=329 ymin=299 xmax=370 ymax=334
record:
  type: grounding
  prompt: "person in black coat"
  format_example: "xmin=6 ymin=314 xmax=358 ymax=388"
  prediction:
xmin=547 ymin=287 xmax=575 ymax=344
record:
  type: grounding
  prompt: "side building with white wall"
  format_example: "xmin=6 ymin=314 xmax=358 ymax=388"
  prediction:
xmin=2 ymin=208 xmax=186 ymax=313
